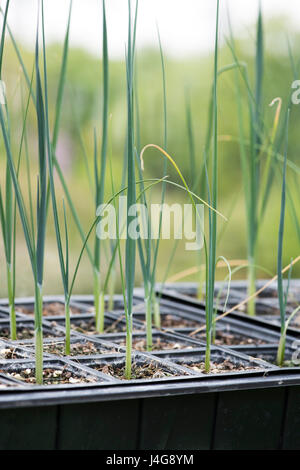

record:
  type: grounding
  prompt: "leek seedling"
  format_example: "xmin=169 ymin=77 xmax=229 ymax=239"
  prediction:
xmin=52 ymin=0 xmax=110 ymax=333
xmin=185 ymin=89 xmax=205 ymax=300
xmin=16 ymin=0 xmax=110 ymax=339
xmin=134 ymin=64 xmax=152 ymax=347
xmin=149 ymin=28 xmax=167 ymax=330
xmin=40 ymin=0 xmax=73 ymax=354
xmin=1 ymin=1 xmax=75 ymax=353
xmin=124 ymin=0 xmax=138 ymax=379
xmin=134 ymin=28 xmax=167 ymax=348
xmin=1 ymin=74 xmax=34 ymax=341
xmin=247 ymin=3 xmax=263 ymax=315
xmin=275 ymin=109 xmax=299 ymax=367
xmin=204 ymin=0 xmax=220 ymax=372
xmin=0 ymin=0 xmax=16 ymax=339
xmin=106 ymin=123 xmax=128 ymax=312
xmin=139 ymin=132 xmax=226 ymax=375
xmin=228 ymin=7 xmax=284 ymax=315
xmin=185 ymin=89 xmax=208 ymax=302
xmin=158 ymin=60 xmax=243 ymax=303
xmin=0 ymin=18 xmax=47 ymax=384
xmin=93 ymin=0 xmax=109 ymax=333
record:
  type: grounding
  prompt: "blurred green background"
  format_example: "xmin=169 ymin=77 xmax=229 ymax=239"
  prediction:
xmin=0 ymin=16 xmax=299 ymax=297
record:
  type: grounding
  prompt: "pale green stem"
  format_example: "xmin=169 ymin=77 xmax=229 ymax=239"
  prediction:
xmin=108 ymin=266 xmax=116 ymax=311
xmin=212 ymin=312 xmax=217 ymax=344
xmin=6 ymin=263 xmax=16 ymax=340
xmin=34 ymin=283 xmax=43 ymax=385
xmin=125 ymin=321 xmax=132 ymax=380
xmin=277 ymin=306 xmax=300 ymax=366
xmin=145 ymin=293 xmax=153 ymax=351
xmin=277 ymin=333 xmax=286 ymax=367
xmin=197 ymin=251 xmax=205 ymax=301
xmin=153 ymin=295 xmax=161 ymax=329
xmin=197 ymin=268 xmax=205 ymax=301
xmin=94 ymin=270 xmax=105 ymax=332
xmin=98 ymin=291 xmax=105 ymax=332
xmin=94 ymin=270 xmax=100 ymax=326
xmin=247 ymin=255 xmax=256 ymax=316
xmin=65 ymin=300 xmax=71 ymax=355
xmin=205 ymin=329 xmax=211 ymax=373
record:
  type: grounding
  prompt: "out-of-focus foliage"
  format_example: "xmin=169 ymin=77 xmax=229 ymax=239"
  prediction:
xmin=0 ymin=18 xmax=299 ymax=296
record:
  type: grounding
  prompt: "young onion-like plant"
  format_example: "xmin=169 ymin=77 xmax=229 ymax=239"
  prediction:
xmin=134 ymin=28 xmax=167 ymax=349
xmin=148 ymin=28 xmax=168 ymax=330
xmin=17 ymin=0 xmax=112 ymax=338
xmin=40 ymin=0 xmax=73 ymax=354
xmin=93 ymin=0 xmax=109 ymax=333
xmin=227 ymin=8 xmax=262 ymax=315
xmin=227 ymin=7 xmax=287 ymax=315
xmin=0 ymin=0 xmax=16 ymax=339
xmin=184 ymin=88 xmax=206 ymax=301
xmin=204 ymin=0 xmax=220 ymax=372
xmin=53 ymin=0 xmax=111 ymax=334
xmin=0 ymin=18 xmax=47 ymax=384
xmin=157 ymin=60 xmax=243 ymax=304
xmin=140 ymin=137 xmax=226 ymax=373
xmin=124 ymin=0 xmax=139 ymax=379
xmin=157 ymin=0 xmax=221 ymax=369
xmin=1 ymin=1 xmax=76 ymax=354
xmin=275 ymin=109 xmax=300 ymax=366
xmin=0 ymin=73 xmax=34 ymax=340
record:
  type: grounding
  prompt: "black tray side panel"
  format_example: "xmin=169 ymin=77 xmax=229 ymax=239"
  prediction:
xmin=139 ymin=393 xmax=216 ymax=450
xmin=282 ymin=386 xmax=300 ymax=450
xmin=213 ymin=387 xmax=285 ymax=450
xmin=56 ymin=399 xmax=139 ymax=450
xmin=0 ymin=405 xmax=57 ymax=450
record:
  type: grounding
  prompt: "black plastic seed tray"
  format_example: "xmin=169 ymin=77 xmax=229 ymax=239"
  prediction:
xmin=0 ymin=292 xmax=300 ymax=450
xmin=0 ymin=358 xmax=300 ymax=449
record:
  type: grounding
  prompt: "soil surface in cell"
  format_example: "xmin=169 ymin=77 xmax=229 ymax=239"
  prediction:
xmin=195 ymin=330 xmax=266 ymax=346
xmin=2 ymin=367 xmax=98 ymax=385
xmin=0 ymin=327 xmax=63 ymax=341
xmin=159 ymin=314 xmax=199 ymax=329
xmin=183 ymin=359 xmax=261 ymax=374
xmin=94 ymin=361 xmax=184 ymax=380
xmin=70 ymin=317 xmax=141 ymax=335
xmin=17 ymin=302 xmax=83 ymax=317
xmin=42 ymin=340 xmax=117 ymax=356
xmin=119 ymin=336 xmax=192 ymax=351
xmin=0 ymin=346 xmax=24 ymax=359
